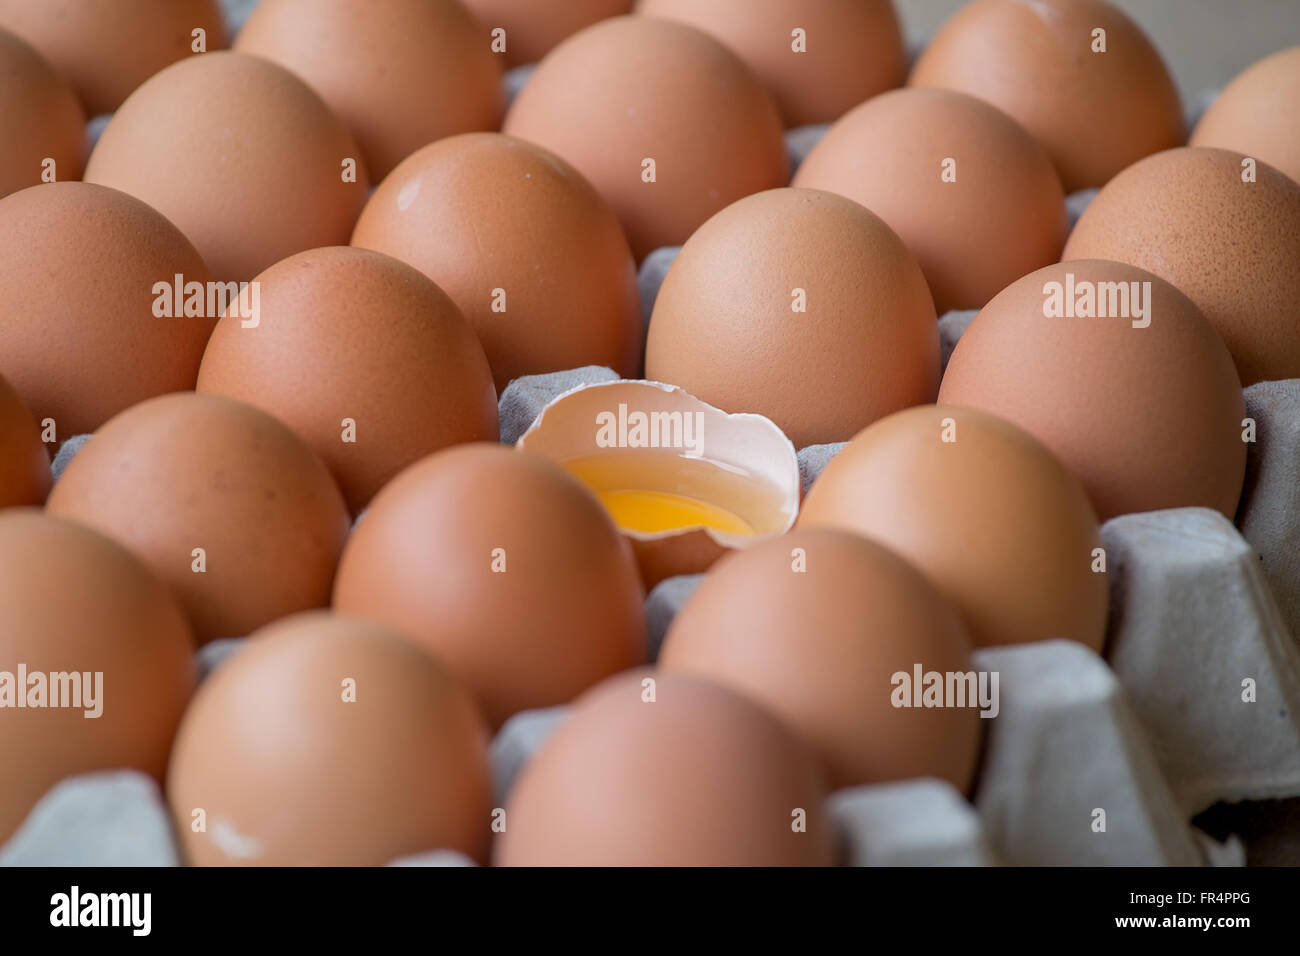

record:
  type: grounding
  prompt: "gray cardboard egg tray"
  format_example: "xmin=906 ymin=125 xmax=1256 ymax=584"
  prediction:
xmin=11 ymin=10 xmax=1296 ymax=863
xmin=9 ymin=259 xmax=1300 ymax=866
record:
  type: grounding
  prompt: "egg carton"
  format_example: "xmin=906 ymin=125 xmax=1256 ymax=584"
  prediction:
xmin=494 ymin=359 xmax=1300 ymax=866
xmin=9 ymin=373 xmax=1294 ymax=867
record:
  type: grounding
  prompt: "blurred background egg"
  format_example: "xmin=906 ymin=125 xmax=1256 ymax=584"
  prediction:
xmin=0 ymin=373 xmax=49 ymax=507
xmin=1191 ymin=45 xmax=1300 ymax=186
xmin=799 ymin=406 xmax=1108 ymax=651
xmin=0 ymin=29 xmax=84 ymax=198
xmin=462 ymin=0 xmax=632 ymax=67
xmin=660 ymin=528 xmax=982 ymax=791
xmin=0 ymin=511 xmax=195 ymax=844
xmin=637 ymin=0 xmax=905 ymax=128
xmin=84 ymin=51 xmax=367 ymax=283
xmin=351 ymin=133 xmax=641 ymax=391
xmin=168 ymin=611 xmax=493 ymax=865
xmin=1063 ymin=147 xmax=1300 ymax=385
xmin=910 ymin=0 xmax=1184 ymax=192
xmin=197 ymin=246 xmax=498 ymax=514
xmin=234 ymin=0 xmax=502 ymax=181
xmin=793 ymin=87 xmax=1066 ymax=314
xmin=495 ymin=670 xmax=835 ymax=866
xmin=503 ymin=15 xmax=787 ymax=259
xmin=0 ymin=182 xmax=213 ymax=440
xmin=47 ymin=393 xmax=349 ymax=644
xmin=938 ymin=261 xmax=1246 ymax=521
xmin=333 ymin=444 xmax=646 ymax=729
xmin=646 ymin=188 xmax=937 ymax=448
xmin=0 ymin=0 xmax=225 ymax=116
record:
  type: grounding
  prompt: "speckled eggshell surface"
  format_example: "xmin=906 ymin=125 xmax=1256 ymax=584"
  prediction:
xmin=1192 ymin=46 xmax=1300 ymax=186
xmin=197 ymin=246 xmax=498 ymax=514
xmin=333 ymin=444 xmax=646 ymax=729
xmin=646 ymin=187 xmax=938 ymax=449
xmin=47 ymin=393 xmax=350 ymax=645
xmin=0 ymin=511 xmax=195 ymax=845
xmin=235 ymin=0 xmax=502 ymax=181
xmin=352 ymin=133 xmax=642 ymax=392
xmin=660 ymin=528 xmax=982 ymax=791
xmin=0 ymin=0 xmax=225 ymax=115
xmin=0 ymin=373 xmax=49 ymax=507
xmin=0 ymin=182 xmax=214 ymax=439
xmin=799 ymin=405 xmax=1109 ymax=652
xmin=793 ymin=87 xmax=1067 ymax=314
xmin=495 ymin=670 xmax=835 ymax=866
xmin=84 ymin=51 xmax=368 ymax=283
xmin=637 ymin=0 xmax=906 ymax=128
xmin=910 ymin=0 xmax=1184 ymax=192
xmin=1063 ymin=146 xmax=1300 ymax=386
xmin=503 ymin=15 xmax=788 ymax=259
xmin=938 ymin=260 xmax=1246 ymax=522
xmin=0 ymin=28 xmax=84 ymax=199
xmin=168 ymin=611 xmax=493 ymax=866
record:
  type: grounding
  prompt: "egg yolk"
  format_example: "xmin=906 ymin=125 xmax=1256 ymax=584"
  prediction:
xmin=595 ymin=489 xmax=755 ymax=536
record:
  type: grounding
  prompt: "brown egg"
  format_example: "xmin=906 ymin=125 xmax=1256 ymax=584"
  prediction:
xmin=462 ymin=0 xmax=631 ymax=67
xmin=661 ymin=528 xmax=982 ymax=790
xmin=1192 ymin=47 xmax=1300 ymax=186
xmin=495 ymin=670 xmax=835 ymax=866
xmin=47 ymin=393 xmax=349 ymax=644
xmin=168 ymin=611 xmax=492 ymax=865
xmin=938 ymin=261 xmax=1246 ymax=521
xmin=1063 ymin=147 xmax=1300 ymax=385
xmin=910 ymin=0 xmax=1183 ymax=192
xmin=793 ymin=88 xmax=1067 ymax=314
xmin=0 ymin=0 xmax=225 ymax=115
xmin=351 ymin=133 xmax=641 ymax=391
xmin=799 ymin=406 xmax=1108 ymax=651
xmin=84 ymin=51 xmax=367 ymax=282
xmin=235 ymin=0 xmax=502 ymax=181
xmin=503 ymin=15 xmax=787 ymax=259
xmin=645 ymin=188 xmax=938 ymax=448
xmin=0 ymin=182 xmax=213 ymax=439
xmin=0 ymin=510 xmax=195 ymax=844
xmin=333 ymin=444 xmax=646 ymax=729
xmin=0 ymin=29 xmax=84 ymax=198
xmin=0 ymin=373 xmax=49 ymax=507
xmin=637 ymin=0 xmax=905 ymax=128
xmin=196 ymin=247 xmax=498 ymax=513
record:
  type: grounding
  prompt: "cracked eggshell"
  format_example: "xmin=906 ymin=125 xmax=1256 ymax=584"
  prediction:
xmin=167 ymin=611 xmax=492 ymax=866
xmin=517 ymin=379 xmax=799 ymax=587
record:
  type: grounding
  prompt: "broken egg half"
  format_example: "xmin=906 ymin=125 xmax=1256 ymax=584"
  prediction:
xmin=517 ymin=380 xmax=798 ymax=586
